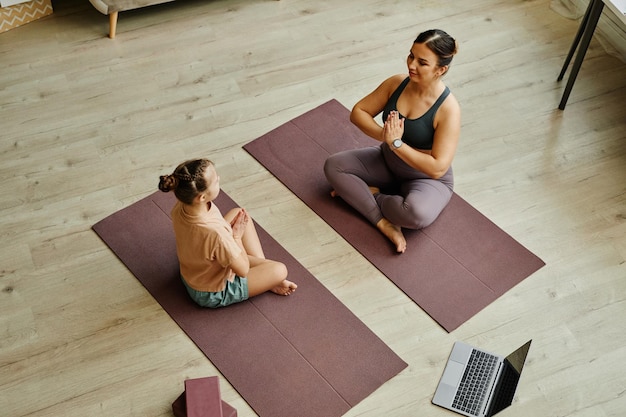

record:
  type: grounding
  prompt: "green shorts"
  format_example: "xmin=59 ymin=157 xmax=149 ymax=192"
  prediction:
xmin=181 ymin=275 xmax=249 ymax=308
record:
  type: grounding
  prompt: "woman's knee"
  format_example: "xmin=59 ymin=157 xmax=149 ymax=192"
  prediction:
xmin=324 ymin=150 xmax=361 ymax=176
xmin=324 ymin=154 xmax=342 ymax=180
xmin=402 ymin=203 xmax=440 ymax=229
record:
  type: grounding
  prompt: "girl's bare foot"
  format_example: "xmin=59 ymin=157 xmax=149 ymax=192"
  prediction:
xmin=271 ymin=279 xmax=298 ymax=296
xmin=376 ymin=218 xmax=406 ymax=253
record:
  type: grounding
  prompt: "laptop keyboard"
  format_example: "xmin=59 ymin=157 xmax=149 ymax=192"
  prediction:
xmin=452 ymin=350 xmax=499 ymax=416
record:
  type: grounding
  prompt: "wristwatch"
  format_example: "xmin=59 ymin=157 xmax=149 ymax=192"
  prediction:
xmin=391 ymin=138 xmax=403 ymax=150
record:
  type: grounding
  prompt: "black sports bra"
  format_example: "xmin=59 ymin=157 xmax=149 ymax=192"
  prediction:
xmin=382 ymin=77 xmax=450 ymax=150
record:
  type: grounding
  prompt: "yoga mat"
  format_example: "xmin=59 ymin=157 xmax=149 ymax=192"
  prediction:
xmin=243 ymin=99 xmax=545 ymax=332
xmin=92 ymin=190 xmax=407 ymax=417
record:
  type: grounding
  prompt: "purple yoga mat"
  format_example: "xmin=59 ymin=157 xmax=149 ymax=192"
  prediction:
xmin=243 ymin=99 xmax=545 ymax=332
xmin=92 ymin=190 xmax=407 ymax=417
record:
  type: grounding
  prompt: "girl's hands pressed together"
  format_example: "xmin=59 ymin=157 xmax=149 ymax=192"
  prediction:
xmin=231 ymin=209 xmax=249 ymax=239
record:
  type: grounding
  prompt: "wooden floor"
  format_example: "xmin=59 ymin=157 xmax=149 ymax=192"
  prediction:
xmin=1 ymin=0 xmax=625 ymax=415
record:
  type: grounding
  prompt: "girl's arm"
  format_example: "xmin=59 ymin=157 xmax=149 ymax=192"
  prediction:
xmin=227 ymin=209 xmax=250 ymax=277
xmin=229 ymin=239 xmax=250 ymax=277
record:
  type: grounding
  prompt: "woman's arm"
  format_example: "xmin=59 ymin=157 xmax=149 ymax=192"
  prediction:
xmin=386 ymin=94 xmax=461 ymax=179
xmin=350 ymin=75 xmax=405 ymax=141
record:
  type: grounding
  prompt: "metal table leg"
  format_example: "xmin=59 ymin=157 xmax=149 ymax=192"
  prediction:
xmin=557 ymin=0 xmax=605 ymax=110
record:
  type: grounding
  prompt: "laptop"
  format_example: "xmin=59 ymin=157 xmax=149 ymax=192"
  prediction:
xmin=432 ymin=340 xmax=532 ymax=417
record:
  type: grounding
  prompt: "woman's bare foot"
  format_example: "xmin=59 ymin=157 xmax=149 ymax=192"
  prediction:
xmin=376 ymin=218 xmax=406 ymax=253
xmin=271 ymin=279 xmax=298 ymax=296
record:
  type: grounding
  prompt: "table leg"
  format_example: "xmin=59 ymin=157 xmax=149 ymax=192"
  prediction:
xmin=558 ymin=0 xmax=605 ymax=110
xmin=558 ymin=0 xmax=596 ymax=81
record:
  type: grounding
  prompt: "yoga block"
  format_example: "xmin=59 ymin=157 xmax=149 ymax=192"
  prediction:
xmin=0 ymin=0 xmax=53 ymax=33
xmin=172 ymin=392 xmax=237 ymax=417
xmin=172 ymin=376 xmax=237 ymax=417
xmin=172 ymin=393 xmax=237 ymax=417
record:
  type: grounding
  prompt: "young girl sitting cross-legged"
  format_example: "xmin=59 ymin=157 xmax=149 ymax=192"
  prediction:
xmin=158 ymin=158 xmax=297 ymax=308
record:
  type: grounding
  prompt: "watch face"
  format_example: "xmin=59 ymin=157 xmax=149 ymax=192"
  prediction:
xmin=393 ymin=139 xmax=402 ymax=149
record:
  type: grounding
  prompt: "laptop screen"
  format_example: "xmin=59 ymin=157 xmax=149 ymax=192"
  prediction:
xmin=505 ymin=340 xmax=531 ymax=374
xmin=486 ymin=340 xmax=532 ymax=417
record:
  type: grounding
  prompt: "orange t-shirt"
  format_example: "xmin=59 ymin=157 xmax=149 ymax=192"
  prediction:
xmin=171 ymin=201 xmax=242 ymax=292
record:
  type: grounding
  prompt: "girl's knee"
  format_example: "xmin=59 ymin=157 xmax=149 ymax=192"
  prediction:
xmin=224 ymin=207 xmax=243 ymax=222
xmin=272 ymin=261 xmax=288 ymax=282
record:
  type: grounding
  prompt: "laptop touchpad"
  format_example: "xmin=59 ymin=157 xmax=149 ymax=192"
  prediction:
xmin=441 ymin=360 xmax=464 ymax=386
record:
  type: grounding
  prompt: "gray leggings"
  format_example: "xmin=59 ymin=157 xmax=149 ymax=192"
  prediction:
xmin=324 ymin=144 xmax=454 ymax=229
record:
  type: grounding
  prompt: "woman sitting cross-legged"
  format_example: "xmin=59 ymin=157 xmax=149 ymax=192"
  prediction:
xmin=324 ymin=29 xmax=461 ymax=254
